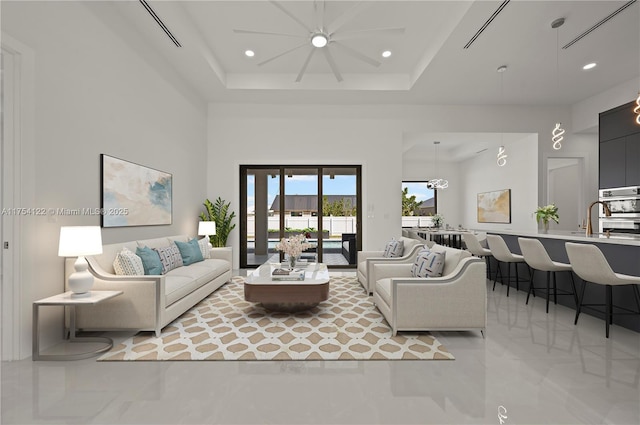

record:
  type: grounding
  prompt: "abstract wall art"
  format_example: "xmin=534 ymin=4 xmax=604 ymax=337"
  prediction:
xmin=101 ymin=154 xmax=172 ymax=227
xmin=477 ymin=189 xmax=511 ymax=224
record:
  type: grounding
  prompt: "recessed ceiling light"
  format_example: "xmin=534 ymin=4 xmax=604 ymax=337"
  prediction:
xmin=244 ymin=50 xmax=255 ymax=57
xmin=382 ymin=50 xmax=392 ymax=58
xmin=582 ymin=62 xmax=596 ymax=70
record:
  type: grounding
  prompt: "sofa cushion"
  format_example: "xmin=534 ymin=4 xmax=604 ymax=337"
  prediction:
xmin=164 ymin=259 xmax=230 ymax=306
xmin=383 ymin=239 xmax=404 ymax=258
xmin=375 ymin=278 xmax=392 ymax=306
xmin=431 ymin=245 xmax=471 ymax=276
xmin=154 ymin=244 xmax=184 ymax=274
xmin=197 ymin=238 xmax=211 ymax=259
xmin=411 ymin=249 xmax=446 ymax=277
xmin=135 ymin=246 xmax=163 ymax=275
xmin=113 ymin=247 xmax=144 ymax=276
xmin=137 ymin=237 xmax=172 ymax=250
xmin=175 ymin=239 xmax=204 ymax=266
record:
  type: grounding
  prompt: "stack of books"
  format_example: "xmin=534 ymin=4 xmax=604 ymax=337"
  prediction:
xmin=271 ymin=268 xmax=305 ymax=281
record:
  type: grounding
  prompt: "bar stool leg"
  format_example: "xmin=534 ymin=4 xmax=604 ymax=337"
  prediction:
xmin=515 ymin=263 xmax=520 ymax=292
xmin=485 ymin=256 xmax=492 ymax=282
xmin=494 ymin=261 xmax=503 ymax=291
xmin=632 ymin=284 xmax=640 ymax=313
xmin=553 ymin=271 xmax=558 ymax=305
xmin=546 ymin=270 xmax=551 ymax=313
xmin=506 ymin=263 xmax=511 ymax=297
xmin=568 ymin=271 xmax=579 ymax=308
xmin=606 ymin=285 xmax=612 ymax=338
xmin=574 ymin=280 xmax=587 ymax=325
xmin=526 ymin=269 xmax=536 ymax=304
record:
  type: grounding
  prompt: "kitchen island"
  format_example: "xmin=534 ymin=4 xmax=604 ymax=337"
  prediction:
xmin=486 ymin=230 xmax=640 ymax=333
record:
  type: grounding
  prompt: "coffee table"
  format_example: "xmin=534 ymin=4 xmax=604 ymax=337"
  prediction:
xmin=244 ymin=262 xmax=330 ymax=312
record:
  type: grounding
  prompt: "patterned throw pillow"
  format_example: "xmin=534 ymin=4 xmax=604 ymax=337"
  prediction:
xmin=154 ymin=244 xmax=184 ymax=274
xmin=113 ymin=247 xmax=144 ymax=276
xmin=175 ymin=239 xmax=204 ymax=266
xmin=411 ymin=249 xmax=446 ymax=278
xmin=197 ymin=237 xmax=211 ymax=259
xmin=135 ymin=246 xmax=163 ymax=275
xmin=383 ymin=239 xmax=404 ymax=258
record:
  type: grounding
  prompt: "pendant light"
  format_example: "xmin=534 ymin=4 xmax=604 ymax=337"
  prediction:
xmin=551 ymin=18 xmax=565 ymax=149
xmin=426 ymin=141 xmax=448 ymax=190
xmin=497 ymin=65 xmax=508 ymax=166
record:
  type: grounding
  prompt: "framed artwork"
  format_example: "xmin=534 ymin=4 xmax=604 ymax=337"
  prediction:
xmin=477 ymin=189 xmax=511 ymax=224
xmin=101 ymin=154 xmax=172 ymax=227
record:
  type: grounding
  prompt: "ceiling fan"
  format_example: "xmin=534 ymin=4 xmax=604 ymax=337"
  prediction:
xmin=233 ymin=0 xmax=405 ymax=82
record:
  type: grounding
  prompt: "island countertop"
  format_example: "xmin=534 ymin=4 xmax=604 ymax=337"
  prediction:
xmin=483 ymin=229 xmax=640 ymax=247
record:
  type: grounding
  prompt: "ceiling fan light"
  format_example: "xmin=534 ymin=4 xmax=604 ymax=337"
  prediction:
xmin=311 ymin=33 xmax=328 ymax=48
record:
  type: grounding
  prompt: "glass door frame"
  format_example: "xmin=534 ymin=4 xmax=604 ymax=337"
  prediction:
xmin=240 ymin=165 xmax=362 ymax=269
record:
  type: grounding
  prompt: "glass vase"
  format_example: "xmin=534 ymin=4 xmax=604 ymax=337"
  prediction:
xmin=288 ymin=255 xmax=298 ymax=270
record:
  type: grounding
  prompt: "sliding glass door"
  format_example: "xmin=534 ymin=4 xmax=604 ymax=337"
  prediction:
xmin=240 ymin=165 xmax=361 ymax=269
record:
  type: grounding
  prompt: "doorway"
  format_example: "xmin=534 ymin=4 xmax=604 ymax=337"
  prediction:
xmin=240 ymin=165 xmax=361 ymax=269
xmin=547 ymin=157 xmax=584 ymax=231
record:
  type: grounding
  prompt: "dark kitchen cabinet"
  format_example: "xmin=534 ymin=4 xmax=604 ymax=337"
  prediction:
xmin=626 ymin=132 xmax=640 ymax=186
xmin=599 ymin=101 xmax=640 ymax=188
xmin=599 ymin=137 xmax=626 ymax=188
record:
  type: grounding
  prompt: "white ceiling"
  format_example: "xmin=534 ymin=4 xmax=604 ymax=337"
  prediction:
xmin=96 ymin=0 xmax=640 ymax=159
xmin=104 ymin=0 xmax=640 ymax=106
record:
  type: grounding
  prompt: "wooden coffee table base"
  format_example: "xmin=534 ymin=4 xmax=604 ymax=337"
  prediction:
xmin=244 ymin=282 xmax=330 ymax=312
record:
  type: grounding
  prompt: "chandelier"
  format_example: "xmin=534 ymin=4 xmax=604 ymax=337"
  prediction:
xmin=426 ymin=141 xmax=448 ymax=189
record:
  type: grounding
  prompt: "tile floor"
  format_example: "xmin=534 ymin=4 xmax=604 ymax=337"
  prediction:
xmin=2 ymin=272 xmax=639 ymax=424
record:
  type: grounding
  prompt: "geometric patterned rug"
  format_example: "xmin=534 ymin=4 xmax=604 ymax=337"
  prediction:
xmin=98 ymin=275 xmax=454 ymax=361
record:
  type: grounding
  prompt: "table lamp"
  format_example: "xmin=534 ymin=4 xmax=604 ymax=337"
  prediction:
xmin=198 ymin=221 xmax=216 ymax=248
xmin=58 ymin=226 xmax=103 ymax=297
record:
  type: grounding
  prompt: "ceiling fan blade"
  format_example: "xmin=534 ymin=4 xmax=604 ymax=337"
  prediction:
xmin=295 ymin=48 xmax=316 ymax=82
xmin=327 ymin=1 xmax=370 ymax=34
xmin=315 ymin=0 xmax=325 ymax=30
xmin=323 ymin=48 xmax=343 ymax=82
xmin=269 ymin=1 xmax=312 ymax=33
xmin=258 ymin=42 xmax=308 ymax=67
xmin=332 ymin=41 xmax=381 ymax=67
xmin=331 ymin=27 xmax=405 ymax=41
xmin=233 ymin=29 xmax=306 ymax=38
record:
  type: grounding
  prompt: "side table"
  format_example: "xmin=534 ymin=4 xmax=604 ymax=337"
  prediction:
xmin=32 ymin=290 xmax=123 ymax=361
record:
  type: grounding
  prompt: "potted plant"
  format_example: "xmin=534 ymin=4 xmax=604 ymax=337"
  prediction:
xmin=199 ymin=197 xmax=236 ymax=247
xmin=535 ymin=204 xmax=559 ymax=232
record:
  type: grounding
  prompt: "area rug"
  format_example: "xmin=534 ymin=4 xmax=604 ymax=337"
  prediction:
xmin=98 ymin=275 xmax=454 ymax=361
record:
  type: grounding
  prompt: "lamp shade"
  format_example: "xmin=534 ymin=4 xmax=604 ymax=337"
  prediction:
xmin=198 ymin=221 xmax=216 ymax=236
xmin=58 ymin=226 xmax=103 ymax=257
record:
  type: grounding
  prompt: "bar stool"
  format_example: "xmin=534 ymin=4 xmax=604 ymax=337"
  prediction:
xmin=565 ymin=242 xmax=640 ymax=338
xmin=486 ymin=235 xmax=527 ymax=296
xmin=462 ymin=232 xmax=494 ymax=281
xmin=518 ymin=237 xmax=578 ymax=313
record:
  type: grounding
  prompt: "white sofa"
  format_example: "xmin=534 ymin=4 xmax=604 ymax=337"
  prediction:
xmin=357 ymin=236 xmax=423 ymax=294
xmin=64 ymin=235 xmax=232 ymax=336
xmin=371 ymin=244 xmax=487 ymax=336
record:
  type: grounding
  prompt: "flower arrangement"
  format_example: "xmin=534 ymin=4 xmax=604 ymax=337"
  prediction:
xmin=431 ymin=213 xmax=444 ymax=228
xmin=275 ymin=234 xmax=311 ymax=259
xmin=535 ymin=204 xmax=559 ymax=225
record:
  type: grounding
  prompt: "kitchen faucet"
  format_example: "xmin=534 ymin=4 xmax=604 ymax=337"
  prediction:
xmin=586 ymin=201 xmax=611 ymax=236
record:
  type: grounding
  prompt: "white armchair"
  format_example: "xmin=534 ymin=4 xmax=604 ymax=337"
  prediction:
xmin=356 ymin=236 xmax=424 ymax=294
xmin=372 ymin=245 xmax=487 ymax=337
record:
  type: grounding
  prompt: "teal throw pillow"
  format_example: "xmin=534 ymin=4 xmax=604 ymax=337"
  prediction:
xmin=175 ymin=239 xmax=204 ymax=266
xmin=135 ymin=246 xmax=163 ymax=275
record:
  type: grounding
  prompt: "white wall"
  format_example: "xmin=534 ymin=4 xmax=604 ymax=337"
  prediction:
xmin=458 ymin=134 xmax=539 ymax=233
xmin=208 ymin=105 xmax=404 ymax=265
xmin=2 ymin=1 xmax=208 ymax=358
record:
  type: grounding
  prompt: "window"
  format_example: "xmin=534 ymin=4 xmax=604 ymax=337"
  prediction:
xmin=401 ymin=181 xmax=437 ymax=227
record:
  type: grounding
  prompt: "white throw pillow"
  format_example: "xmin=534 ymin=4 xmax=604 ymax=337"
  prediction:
xmin=197 ymin=237 xmax=211 ymax=259
xmin=113 ymin=247 xmax=145 ymax=276
xmin=411 ymin=249 xmax=446 ymax=278
xmin=383 ymin=238 xmax=404 ymax=258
